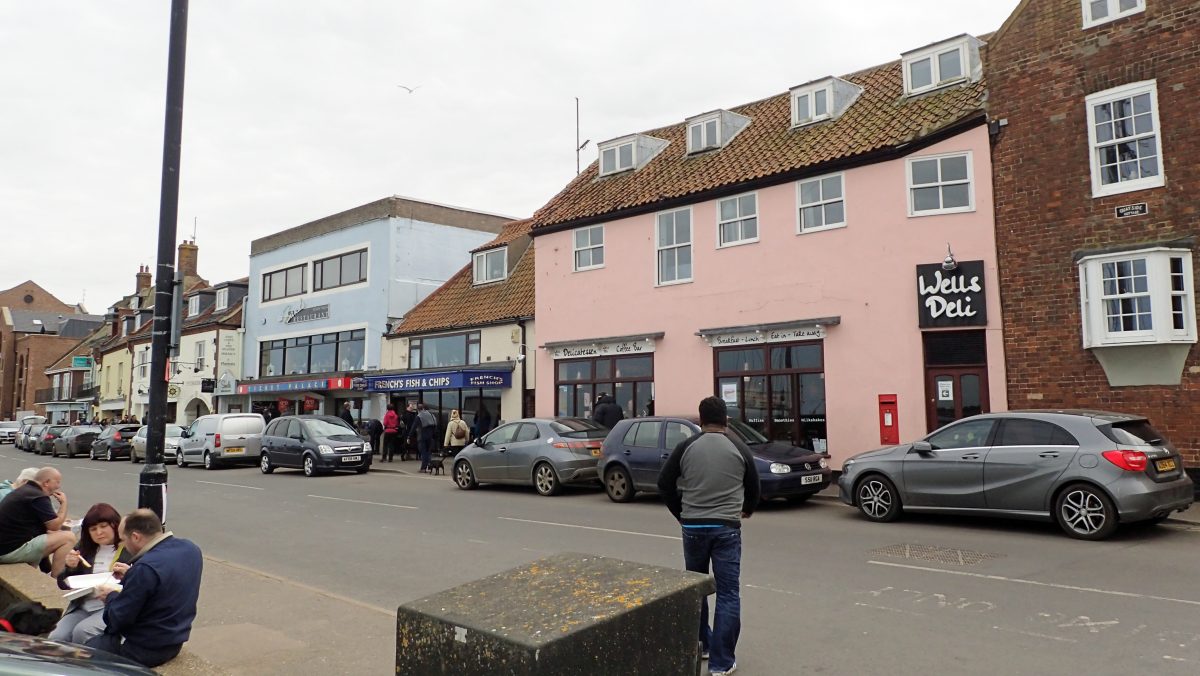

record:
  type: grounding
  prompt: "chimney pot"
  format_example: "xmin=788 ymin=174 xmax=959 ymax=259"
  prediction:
xmin=135 ymin=265 xmax=152 ymax=293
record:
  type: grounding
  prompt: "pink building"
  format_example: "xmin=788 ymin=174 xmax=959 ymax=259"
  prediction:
xmin=530 ymin=35 xmax=1008 ymax=468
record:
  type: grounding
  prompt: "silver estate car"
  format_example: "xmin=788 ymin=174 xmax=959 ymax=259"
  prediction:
xmin=452 ymin=417 xmax=608 ymax=496
xmin=838 ymin=410 xmax=1194 ymax=540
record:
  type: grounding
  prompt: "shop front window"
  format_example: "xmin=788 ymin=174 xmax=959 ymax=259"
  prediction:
xmin=408 ymin=331 xmax=482 ymax=369
xmin=555 ymin=355 xmax=654 ymax=419
xmin=715 ymin=341 xmax=826 ymax=452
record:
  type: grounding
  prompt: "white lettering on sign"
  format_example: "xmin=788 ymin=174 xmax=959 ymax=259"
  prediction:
xmin=705 ymin=326 xmax=826 ymax=347
xmin=551 ymin=339 xmax=656 ymax=359
xmin=375 ymin=376 xmax=454 ymax=390
xmin=919 ymin=270 xmax=982 ymax=320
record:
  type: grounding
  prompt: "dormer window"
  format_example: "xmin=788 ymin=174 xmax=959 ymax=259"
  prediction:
xmin=473 ymin=247 xmax=507 ymax=284
xmin=129 ymin=297 xmax=139 ymax=310
xmin=902 ymin=35 xmax=983 ymax=97
xmin=790 ymin=77 xmax=863 ymax=127
xmin=187 ymin=296 xmax=200 ymax=317
xmin=215 ymin=288 xmax=228 ymax=311
xmin=597 ymin=134 xmax=669 ymax=176
xmin=685 ymin=110 xmax=750 ymax=155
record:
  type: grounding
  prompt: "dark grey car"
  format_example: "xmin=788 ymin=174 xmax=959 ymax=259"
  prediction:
xmin=259 ymin=415 xmax=371 ymax=477
xmin=838 ymin=410 xmax=1194 ymax=540
xmin=452 ymin=417 xmax=607 ymax=496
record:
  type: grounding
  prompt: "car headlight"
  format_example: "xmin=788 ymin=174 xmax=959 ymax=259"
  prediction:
xmin=318 ymin=444 xmax=334 ymax=455
xmin=819 ymin=458 xmax=828 ymax=469
xmin=769 ymin=462 xmax=791 ymax=474
xmin=363 ymin=441 xmax=372 ymax=452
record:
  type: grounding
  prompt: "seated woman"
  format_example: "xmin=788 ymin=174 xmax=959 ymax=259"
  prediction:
xmin=49 ymin=503 xmax=132 ymax=644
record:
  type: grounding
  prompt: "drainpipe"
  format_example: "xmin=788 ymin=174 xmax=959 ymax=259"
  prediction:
xmin=518 ymin=319 xmax=529 ymax=418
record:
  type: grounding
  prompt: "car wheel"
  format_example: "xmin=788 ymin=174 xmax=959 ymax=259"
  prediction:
xmin=604 ymin=466 xmax=635 ymax=503
xmin=204 ymin=452 xmax=214 ymax=470
xmin=132 ymin=450 xmax=140 ymax=463
xmin=533 ymin=462 xmax=561 ymax=497
xmin=89 ymin=446 xmax=96 ymax=461
xmin=50 ymin=446 xmax=58 ymax=457
xmin=1055 ymin=483 xmax=1118 ymax=540
xmin=260 ymin=452 xmax=274 ymax=474
xmin=106 ymin=447 xmax=114 ymax=462
xmin=355 ymin=466 xmax=369 ymax=474
xmin=178 ymin=454 xmax=188 ymax=468
xmin=453 ymin=460 xmax=477 ymax=490
xmin=302 ymin=455 xmax=316 ymax=477
xmin=856 ymin=474 xmax=902 ymax=523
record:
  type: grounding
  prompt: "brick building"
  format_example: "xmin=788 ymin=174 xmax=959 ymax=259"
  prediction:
xmin=987 ymin=0 xmax=1200 ymax=481
xmin=0 ymin=280 xmax=84 ymax=418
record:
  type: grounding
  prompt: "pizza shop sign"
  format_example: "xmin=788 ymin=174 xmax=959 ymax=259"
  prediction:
xmin=915 ymin=260 xmax=987 ymax=328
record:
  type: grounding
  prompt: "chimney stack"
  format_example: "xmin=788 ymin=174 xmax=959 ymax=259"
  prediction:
xmin=177 ymin=240 xmax=199 ymax=279
xmin=135 ymin=265 xmax=152 ymax=292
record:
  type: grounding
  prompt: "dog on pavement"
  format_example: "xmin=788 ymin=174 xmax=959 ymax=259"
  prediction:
xmin=427 ymin=454 xmax=445 ymax=476
xmin=0 ymin=601 xmax=61 ymax=636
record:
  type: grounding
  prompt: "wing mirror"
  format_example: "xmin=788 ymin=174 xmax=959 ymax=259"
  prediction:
xmin=911 ymin=440 xmax=934 ymax=454
xmin=180 ymin=429 xmax=190 ymax=438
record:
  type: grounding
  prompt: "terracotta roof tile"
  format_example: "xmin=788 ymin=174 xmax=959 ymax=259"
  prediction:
xmin=392 ymin=243 xmax=536 ymax=337
xmin=529 ymin=60 xmax=986 ymax=230
xmin=472 ymin=218 xmax=533 ymax=253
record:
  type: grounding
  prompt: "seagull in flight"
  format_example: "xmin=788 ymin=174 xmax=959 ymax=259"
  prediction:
xmin=396 ymin=84 xmax=421 ymax=94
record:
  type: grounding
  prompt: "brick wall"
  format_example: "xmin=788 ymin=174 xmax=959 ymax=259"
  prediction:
xmin=0 ymin=282 xmax=73 ymax=419
xmin=13 ymin=334 xmax=79 ymax=417
xmin=987 ymin=0 xmax=1200 ymax=464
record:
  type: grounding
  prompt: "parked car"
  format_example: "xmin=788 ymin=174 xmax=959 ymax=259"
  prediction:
xmin=130 ymin=424 xmax=185 ymax=463
xmin=89 ymin=425 xmax=142 ymax=461
xmin=14 ymin=423 xmax=32 ymax=449
xmin=452 ymin=417 xmax=608 ymax=496
xmin=20 ymin=425 xmax=46 ymax=452
xmin=52 ymin=425 xmax=104 ymax=458
xmin=36 ymin=425 xmax=69 ymax=455
xmin=599 ymin=416 xmax=831 ymax=504
xmin=178 ymin=413 xmax=265 ymax=469
xmin=0 ymin=633 xmax=157 ymax=675
xmin=259 ymin=415 xmax=371 ymax=477
xmin=0 ymin=420 xmax=19 ymax=444
xmin=838 ymin=410 xmax=1195 ymax=540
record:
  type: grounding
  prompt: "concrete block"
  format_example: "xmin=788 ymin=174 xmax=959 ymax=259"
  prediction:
xmin=396 ymin=552 xmax=714 ymax=676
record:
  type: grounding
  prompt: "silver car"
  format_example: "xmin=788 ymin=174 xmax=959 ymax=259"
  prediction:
xmin=452 ymin=417 xmax=608 ymax=496
xmin=838 ymin=410 xmax=1194 ymax=540
xmin=130 ymin=424 xmax=185 ymax=463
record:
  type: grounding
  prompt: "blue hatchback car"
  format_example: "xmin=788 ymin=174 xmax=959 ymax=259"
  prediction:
xmin=598 ymin=416 xmax=831 ymax=504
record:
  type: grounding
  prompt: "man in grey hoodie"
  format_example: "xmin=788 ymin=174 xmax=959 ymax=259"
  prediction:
xmin=658 ymin=396 xmax=759 ymax=676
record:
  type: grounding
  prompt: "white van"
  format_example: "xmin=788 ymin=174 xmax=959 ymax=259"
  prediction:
xmin=178 ymin=413 xmax=265 ymax=469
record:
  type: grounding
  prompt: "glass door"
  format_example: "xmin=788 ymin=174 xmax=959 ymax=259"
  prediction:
xmin=925 ymin=369 xmax=988 ymax=433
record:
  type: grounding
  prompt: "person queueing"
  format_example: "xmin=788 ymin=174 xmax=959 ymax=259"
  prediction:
xmin=50 ymin=503 xmax=134 ymax=644
xmin=382 ymin=404 xmax=401 ymax=463
xmin=86 ymin=509 xmax=203 ymax=668
xmin=415 ymin=404 xmax=438 ymax=472
xmin=657 ymin=397 xmax=760 ymax=676
xmin=443 ymin=409 xmax=470 ymax=456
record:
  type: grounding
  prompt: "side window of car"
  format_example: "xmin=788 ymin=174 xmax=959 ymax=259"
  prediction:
xmin=622 ymin=423 xmax=640 ymax=447
xmin=995 ymin=419 xmax=1079 ymax=447
xmin=513 ymin=423 xmax=540 ymax=443
xmin=927 ymin=420 xmax=995 ymax=450
xmin=484 ymin=423 xmax=519 ymax=446
xmin=663 ymin=422 xmax=693 ymax=451
xmin=633 ymin=422 xmax=662 ymax=448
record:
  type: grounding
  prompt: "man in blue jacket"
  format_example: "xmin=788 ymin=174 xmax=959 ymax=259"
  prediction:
xmin=86 ymin=509 xmax=203 ymax=668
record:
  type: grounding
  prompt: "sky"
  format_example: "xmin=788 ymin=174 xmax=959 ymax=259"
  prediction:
xmin=2 ymin=1 xmax=1019 ymax=313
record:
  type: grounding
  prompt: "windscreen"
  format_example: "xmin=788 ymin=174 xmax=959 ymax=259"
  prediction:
xmin=303 ymin=418 xmax=357 ymax=438
xmin=1099 ymin=419 xmax=1167 ymax=446
xmin=165 ymin=424 xmax=184 ymax=437
xmin=727 ymin=419 xmax=769 ymax=444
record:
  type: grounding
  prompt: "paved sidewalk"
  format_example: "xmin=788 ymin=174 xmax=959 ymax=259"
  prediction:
xmin=161 ymin=556 xmax=395 ymax=675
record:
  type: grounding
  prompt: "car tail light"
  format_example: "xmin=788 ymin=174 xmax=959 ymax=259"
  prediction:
xmin=214 ymin=433 xmax=221 ymax=448
xmin=1102 ymin=450 xmax=1148 ymax=472
xmin=553 ymin=439 xmax=603 ymax=456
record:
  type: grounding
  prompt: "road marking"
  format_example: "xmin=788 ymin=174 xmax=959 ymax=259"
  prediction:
xmin=868 ymin=560 xmax=1200 ymax=608
xmin=202 ymin=554 xmax=392 ymax=617
xmin=498 ymin=516 xmax=680 ymax=540
xmin=992 ymin=626 xmax=1077 ymax=643
xmin=467 ymin=539 xmax=489 ymax=545
xmin=746 ymin=583 xmax=808 ymax=598
xmin=196 ymin=480 xmax=263 ymax=491
xmin=307 ymin=495 xmax=417 ymax=509
xmin=854 ymin=602 xmax=924 ymax=616
xmin=72 ymin=466 xmax=106 ymax=472
xmin=123 ymin=473 xmax=139 ymax=477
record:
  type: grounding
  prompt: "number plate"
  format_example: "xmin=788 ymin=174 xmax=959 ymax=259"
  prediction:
xmin=1156 ymin=458 xmax=1177 ymax=472
xmin=801 ymin=474 xmax=823 ymax=485
xmin=224 ymin=447 xmax=244 ymax=455
xmin=341 ymin=455 xmax=362 ymax=463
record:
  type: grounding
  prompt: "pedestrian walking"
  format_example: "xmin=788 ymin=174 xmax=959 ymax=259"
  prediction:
xmin=382 ymin=405 xmax=401 ymax=463
xmin=657 ymin=396 xmax=760 ymax=676
xmin=416 ymin=404 xmax=438 ymax=472
xmin=443 ymin=409 xmax=470 ymax=456
xmin=592 ymin=393 xmax=624 ymax=429
xmin=401 ymin=402 xmax=418 ymax=461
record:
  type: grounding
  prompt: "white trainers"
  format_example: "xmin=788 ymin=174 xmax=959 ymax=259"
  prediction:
xmin=711 ymin=663 xmax=737 ymax=675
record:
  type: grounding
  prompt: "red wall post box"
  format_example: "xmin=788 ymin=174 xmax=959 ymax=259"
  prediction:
xmin=878 ymin=394 xmax=899 ymax=445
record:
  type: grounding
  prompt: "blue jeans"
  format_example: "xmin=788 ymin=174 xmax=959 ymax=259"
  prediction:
xmin=682 ymin=525 xmax=742 ymax=672
xmin=418 ymin=437 xmax=433 ymax=469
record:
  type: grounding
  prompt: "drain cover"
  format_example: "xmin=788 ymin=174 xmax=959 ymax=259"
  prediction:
xmin=870 ymin=543 xmax=1001 ymax=567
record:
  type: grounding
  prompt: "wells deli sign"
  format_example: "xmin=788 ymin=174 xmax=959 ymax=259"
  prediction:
xmin=916 ymin=260 xmax=987 ymax=328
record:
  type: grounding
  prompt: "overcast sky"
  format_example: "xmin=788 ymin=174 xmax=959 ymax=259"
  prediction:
xmin=2 ymin=1 xmax=1019 ymax=312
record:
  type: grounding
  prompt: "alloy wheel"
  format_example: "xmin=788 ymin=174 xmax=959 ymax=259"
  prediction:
xmin=106 ymin=448 xmax=113 ymax=462
xmin=303 ymin=456 xmax=315 ymax=477
xmin=605 ymin=467 xmax=634 ymax=503
xmin=1060 ymin=489 xmax=1107 ymax=536
xmin=857 ymin=477 xmax=899 ymax=521
xmin=534 ymin=463 xmax=559 ymax=496
xmin=204 ymin=453 xmax=213 ymax=470
xmin=260 ymin=453 xmax=273 ymax=474
xmin=454 ymin=461 xmax=476 ymax=489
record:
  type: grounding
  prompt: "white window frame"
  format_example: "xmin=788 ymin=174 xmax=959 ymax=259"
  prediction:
xmin=472 ymin=247 xmax=508 ymax=285
xmin=137 ymin=348 xmax=149 ymax=379
xmin=572 ymin=225 xmax=605 ymax=272
xmin=1078 ymin=248 xmax=1196 ymax=348
xmin=687 ymin=115 xmax=721 ymax=154
xmin=791 ymin=85 xmax=832 ymax=127
xmin=215 ymin=288 xmax=229 ymax=311
xmin=1082 ymin=0 xmax=1146 ymax=29
xmin=187 ymin=295 xmax=200 ymax=317
xmin=656 ymin=207 xmax=693 ymax=286
xmin=716 ymin=192 xmax=759 ymax=248
xmin=1085 ymin=80 xmax=1164 ymax=198
xmin=599 ymin=140 xmax=636 ymax=176
xmin=903 ymin=41 xmax=969 ymax=96
xmin=796 ymin=172 xmax=846 ymax=234
xmin=195 ymin=340 xmax=206 ymax=371
xmin=906 ymin=151 xmax=975 ymax=217
xmin=129 ymin=296 xmax=139 ymax=310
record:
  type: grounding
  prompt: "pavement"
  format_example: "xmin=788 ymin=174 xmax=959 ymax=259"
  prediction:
xmin=3 ymin=449 xmax=1199 ymax=675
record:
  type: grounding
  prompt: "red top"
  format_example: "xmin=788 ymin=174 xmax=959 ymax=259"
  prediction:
xmin=383 ymin=410 xmax=400 ymax=433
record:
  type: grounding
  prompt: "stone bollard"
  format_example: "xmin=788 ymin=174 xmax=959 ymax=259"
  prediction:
xmin=396 ymin=552 xmax=715 ymax=675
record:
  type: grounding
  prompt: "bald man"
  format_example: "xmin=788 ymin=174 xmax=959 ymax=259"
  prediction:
xmin=0 ymin=467 xmax=75 ymax=575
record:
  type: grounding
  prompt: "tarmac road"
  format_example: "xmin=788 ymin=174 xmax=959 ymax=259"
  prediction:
xmin=3 ymin=447 xmax=1198 ymax=675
